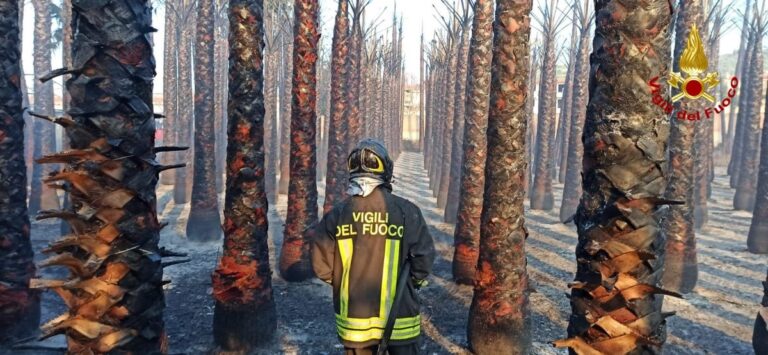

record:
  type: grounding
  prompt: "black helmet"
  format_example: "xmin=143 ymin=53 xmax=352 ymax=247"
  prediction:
xmin=347 ymin=138 xmax=394 ymax=182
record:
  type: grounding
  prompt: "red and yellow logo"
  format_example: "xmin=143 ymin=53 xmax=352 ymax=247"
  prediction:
xmin=648 ymin=24 xmax=739 ymax=120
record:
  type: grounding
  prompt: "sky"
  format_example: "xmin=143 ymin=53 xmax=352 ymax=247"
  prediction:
xmin=20 ymin=0 xmax=744 ymax=97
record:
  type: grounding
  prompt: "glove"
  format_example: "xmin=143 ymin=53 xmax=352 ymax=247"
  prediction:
xmin=412 ymin=277 xmax=428 ymax=289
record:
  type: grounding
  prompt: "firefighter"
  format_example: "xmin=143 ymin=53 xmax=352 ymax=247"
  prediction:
xmin=312 ymin=139 xmax=436 ymax=355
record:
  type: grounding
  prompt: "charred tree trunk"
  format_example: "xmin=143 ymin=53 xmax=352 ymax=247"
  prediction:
xmin=175 ymin=3 xmax=195 ymax=204
xmin=557 ymin=7 xmax=579 ymax=183
xmin=445 ymin=16 xmax=471 ymax=224
xmin=437 ymin=38 xmax=457 ymax=209
xmin=467 ymin=0 xmax=532 ymax=352
xmin=161 ymin=0 xmax=179 ymax=186
xmin=278 ymin=33 xmax=293 ymax=195
xmin=452 ymin=0 xmax=493 ymax=285
xmin=755 ymin=269 xmax=768 ymax=353
xmin=264 ymin=36 xmax=279 ymax=202
xmin=728 ymin=30 xmax=755 ymax=187
xmin=524 ymin=49 xmax=539 ymax=194
xmin=29 ymin=0 xmax=60 ymax=216
xmin=733 ymin=33 xmax=763 ymax=211
xmin=726 ymin=0 xmax=751 ymax=159
xmin=187 ymin=0 xmax=222 ymax=242
xmin=553 ymin=0 xmax=678 ymax=351
xmin=0 ymin=0 xmax=39 ymax=343
xmin=32 ymin=0 xmax=169 ymax=351
xmin=661 ymin=0 xmax=705 ymax=295
xmin=345 ymin=10 xmax=362 ymax=151
xmin=323 ymin=0 xmax=349 ymax=214
xmin=278 ymin=0 xmax=319 ymax=282
xmin=558 ymin=1 xmax=590 ymax=223
xmin=212 ymin=0 xmax=278 ymax=348
xmin=748 ymin=76 xmax=768 ymax=254
xmin=530 ymin=9 xmax=556 ymax=211
xmin=214 ymin=11 xmax=229 ymax=195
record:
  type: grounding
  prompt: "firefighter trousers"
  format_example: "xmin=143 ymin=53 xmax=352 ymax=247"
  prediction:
xmin=343 ymin=342 xmax=419 ymax=355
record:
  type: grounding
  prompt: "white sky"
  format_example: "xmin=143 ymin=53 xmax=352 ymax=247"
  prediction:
xmin=21 ymin=0 xmax=744 ymax=97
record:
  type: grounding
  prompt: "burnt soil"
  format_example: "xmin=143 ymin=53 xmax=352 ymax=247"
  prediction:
xmin=9 ymin=152 xmax=766 ymax=354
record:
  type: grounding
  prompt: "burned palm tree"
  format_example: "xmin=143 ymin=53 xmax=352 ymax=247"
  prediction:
xmin=174 ymin=0 xmax=197 ymax=204
xmin=278 ymin=0 xmax=319 ymax=282
xmin=323 ymin=0 xmax=350 ymax=214
xmin=211 ymin=0 xmax=277 ymax=349
xmin=160 ymin=0 xmax=180 ymax=186
xmin=529 ymin=0 xmax=560 ymax=211
xmin=661 ymin=0 xmax=708 ymax=295
xmin=264 ymin=5 xmax=282 ymax=202
xmin=553 ymin=0 xmax=679 ymax=351
xmin=755 ymin=269 xmax=768 ymax=353
xmin=451 ymin=0 xmax=493 ymax=285
xmin=555 ymin=2 xmax=579 ymax=184
xmin=278 ymin=8 xmax=294 ymax=196
xmin=30 ymin=0 xmax=180 ymax=351
xmin=466 ymin=0 xmax=532 ymax=352
xmin=726 ymin=0 xmax=752 ymax=159
xmin=558 ymin=0 xmax=591 ymax=223
xmin=187 ymin=0 xmax=223 ymax=242
xmin=344 ymin=0 xmax=365 ymax=150
xmin=29 ymin=0 xmax=60 ymax=216
xmin=0 ymin=0 xmax=39 ymax=343
xmin=746 ymin=11 xmax=768 ymax=254
xmin=435 ymin=15 xmax=459 ymax=209
xmin=444 ymin=0 xmax=472 ymax=224
xmin=734 ymin=10 xmax=765 ymax=212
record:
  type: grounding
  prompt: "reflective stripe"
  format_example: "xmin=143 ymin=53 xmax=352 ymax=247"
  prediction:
xmin=338 ymin=238 xmax=354 ymax=318
xmin=337 ymin=322 xmax=420 ymax=342
xmin=335 ymin=314 xmax=420 ymax=330
xmin=380 ymin=238 xmax=400 ymax=318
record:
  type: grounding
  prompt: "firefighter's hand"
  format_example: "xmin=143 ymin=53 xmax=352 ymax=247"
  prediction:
xmin=412 ymin=277 xmax=428 ymax=290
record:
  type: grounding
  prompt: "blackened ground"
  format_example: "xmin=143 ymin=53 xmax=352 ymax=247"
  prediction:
xmin=9 ymin=152 xmax=766 ymax=354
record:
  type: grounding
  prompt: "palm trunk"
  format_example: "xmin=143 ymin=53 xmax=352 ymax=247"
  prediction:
xmin=161 ymin=0 xmax=179 ymax=186
xmin=728 ymin=30 xmax=755 ymax=187
xmin=558 ymin=2 xmax=590 ymax=223
xmin=29 ymin=0 xmax=60 ymax=216
xmin=32 ymin=0 xmax=168 ymax=351
xmin=345 ymin=14 xmax=362 ymax=151
xmin=467 ymin=0 xmax=532 ymax=352
xmin=726 ymin=0 xmax=751 ymax=159
xmin=0 ymin=0 xmax=39 ymax=343
xmin=451 ymin=0 xmax=493 ymax=285
xmin=554 ymin=0 xmax=677 ymax=351
xmin=748 ymin=75 xmax=768 ymax=253
xmin=733 ymin=34 xmax=763 ymax=211
xmin=278 ymin=35 xmax=293 ymax=195
xmin=175 ymin=4 xmax=195 ymax=204
xmin=524 ymin=49 xmax=539 ymax=194
xmin=212 ymin=0 xmax=277 ymax=347
xmin=264 ymin=32 xmax=278 ymax=201
xmin=530 ymin=21 xmax=556 ymax=210
xmin=557 ymin=8 xmax=579 ymax=183
xmin=278 ymin=0 xmax=319 ymax=282
xmin=436 ymin=39 xmax=457 ymax=209
xmin=661 ymin=0 xmax=705 ymax=294
xmin=755 ymin=269 xmax=768 ymax=353
xmin=444 ymin=22 xmax=470 ymax=223
xmin=214 ymin=16 xmax=229 ymax=194
xmin=323 ymin=0 xmax=350 ymax=214
xmin=187 ymin=0 xmax=222 ymax=242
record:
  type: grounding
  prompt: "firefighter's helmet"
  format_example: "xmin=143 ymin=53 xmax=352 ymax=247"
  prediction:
xmin=347 ymin=138 xmax=394 ymax=182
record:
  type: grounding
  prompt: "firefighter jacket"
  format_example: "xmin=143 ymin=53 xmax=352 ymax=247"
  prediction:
xmin=311 ymin=187 xmax=436 ymax=348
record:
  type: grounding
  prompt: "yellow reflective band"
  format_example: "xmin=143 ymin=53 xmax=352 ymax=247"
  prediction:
xmin=380 ymin=239 xmax=392 ymax=317
xmin=338 ymin=238 xmax=354 ymax=318
xmin=335 ymin=314 xmax=421 ymax=330
xmin=336 ymin=322 xmax=420 ymax=342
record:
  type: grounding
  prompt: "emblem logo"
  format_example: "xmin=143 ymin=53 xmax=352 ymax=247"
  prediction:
xmin=668 ymin=24 xmax=719 ymax=102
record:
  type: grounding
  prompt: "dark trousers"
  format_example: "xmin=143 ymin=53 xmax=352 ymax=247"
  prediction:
xmin=344 ymin=343 xmax=419 ymax=355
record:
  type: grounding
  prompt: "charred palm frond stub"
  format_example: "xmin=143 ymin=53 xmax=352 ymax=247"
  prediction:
xmin=0 ymin=0 xmax=39 ymax=343
xmin=212 ymin=0 xmax=277 ymax=349
xmin=323 ymin=0 xmax=350 ymax=214
xmin=467 ymin=0 xmax=533 ymax=353
xmin=553 ymin=0 xmax=680 ymax=352
xmin=451 ymin=0 xmax=494 ymax=285
xmin=29 ymin=0 xmax=189 ymax=352
xmin=279 ymin=0 xmax=320 ymax=282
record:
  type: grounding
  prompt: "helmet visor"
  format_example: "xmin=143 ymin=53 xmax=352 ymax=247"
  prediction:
xmin=348 ymin=148 xmax=386 ymax=175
